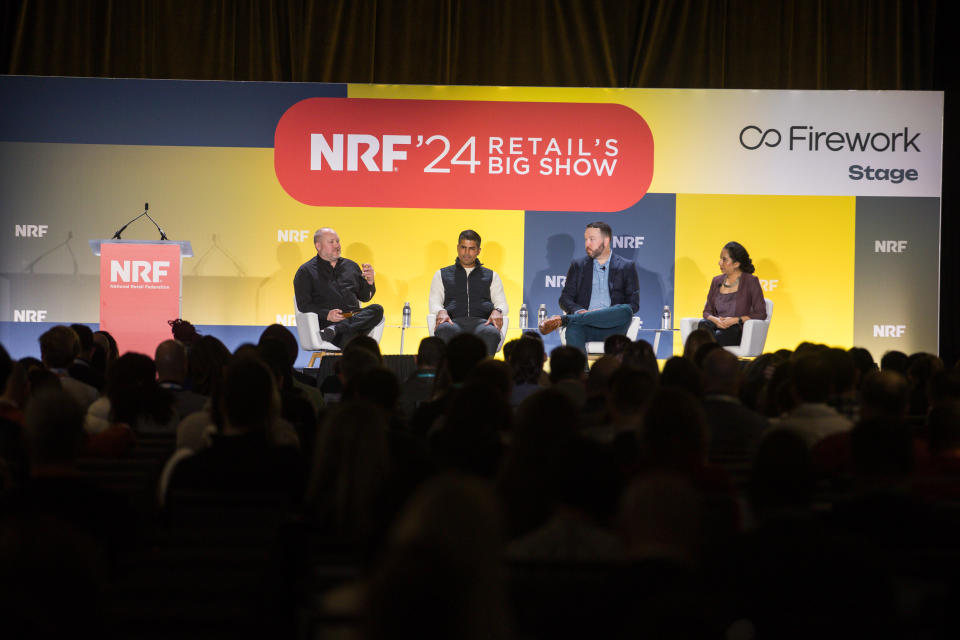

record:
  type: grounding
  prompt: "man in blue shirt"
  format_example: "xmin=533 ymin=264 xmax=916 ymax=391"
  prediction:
xmin=539 ymin=221 xmax=639 ymax=353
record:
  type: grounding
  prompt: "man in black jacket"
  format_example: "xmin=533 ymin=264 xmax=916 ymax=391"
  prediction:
xmin=539 ymin=221 xmax=639 ymax=353
xmin=293 ymin=227 xmax=383 ymax=348
xmin=429 ymin=230 xmax=507 ymax=356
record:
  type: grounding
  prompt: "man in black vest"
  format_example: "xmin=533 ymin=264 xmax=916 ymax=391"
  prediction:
xmin=429 ymin=230 xmax=507 ymax=356
xmin=293 ymin=227 xmax=383 ymax=348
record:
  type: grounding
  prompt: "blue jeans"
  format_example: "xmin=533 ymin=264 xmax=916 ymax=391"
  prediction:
xmin=563 ymin=304 xmax=634 ymax=353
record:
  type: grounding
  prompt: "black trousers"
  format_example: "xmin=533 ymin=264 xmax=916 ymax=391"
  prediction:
xmin=698 ymin=319 xmax=742 ymax=347
xmin=330 ymin=304 xmax=384 ymax=347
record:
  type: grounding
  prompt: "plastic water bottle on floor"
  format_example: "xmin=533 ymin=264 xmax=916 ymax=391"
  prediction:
xmin=519 ymin=303 xmax=528 ymax=330
xmin=661 ymin=305 xmax=671 ymax=330
xmin=537 ymin=304 xmax=547 ymax=327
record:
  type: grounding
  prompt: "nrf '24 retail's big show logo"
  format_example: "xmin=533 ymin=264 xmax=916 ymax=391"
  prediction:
xmin=274 ymin=98 xmax=654 ymax=212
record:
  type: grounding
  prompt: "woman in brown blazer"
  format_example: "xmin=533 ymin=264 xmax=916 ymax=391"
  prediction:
xmin=698 ymin=242 xmax=767 ymax=346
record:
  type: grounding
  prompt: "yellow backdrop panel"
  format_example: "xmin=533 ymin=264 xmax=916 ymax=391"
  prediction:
xmin=285 ymin=208 xmax=525 ymax=355
xmin=12 ymin=142 xmax=525 ymax=355
xmin=674 ymin=194 xmax=855 ymax=352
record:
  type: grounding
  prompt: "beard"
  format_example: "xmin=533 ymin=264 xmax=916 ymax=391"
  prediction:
xmin=586 ymin=245 xmax=605 ymax=259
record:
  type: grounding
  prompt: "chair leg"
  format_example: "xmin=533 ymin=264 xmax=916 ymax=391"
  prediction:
xmin=308 ymin=352 xmax=324 ymax=368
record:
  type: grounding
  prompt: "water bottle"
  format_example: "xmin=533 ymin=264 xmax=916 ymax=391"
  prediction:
xmin=661 ymin=305 xmax=671 ymax=330
xmin=537 ymin=304 xmax=547 ymax=327
xmin=402 ymin=302 xmax=411 ymax=328
xmin=519 ymin=303 xmax=529 ymax=330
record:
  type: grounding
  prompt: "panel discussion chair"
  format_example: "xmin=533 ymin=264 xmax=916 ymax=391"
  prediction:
xmin=293 ymin=297 xmax=386 ymax=367
xmin=559 ymin=316 xmax=643 ymax=355
xmin=679 ymin=298 xmax=774 ymax=359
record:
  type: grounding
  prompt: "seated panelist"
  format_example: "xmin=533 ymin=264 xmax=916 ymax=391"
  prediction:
xmin=293 ymin=227 xmax=383 ymax=348
xmin=538 ymin=221 xmax=639 ymax=353
xmin=698 ymin=241 xmax=766 ymax=346
xmin=430 ymin=230 xmax=507 ymax=356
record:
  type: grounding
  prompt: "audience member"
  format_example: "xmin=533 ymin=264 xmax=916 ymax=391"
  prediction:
xmin=430 ymin=382 xmax=509 ymax=478
xmin=92 ymin=329 xmax=119 ymax=370
xmin=343 ymin=367 xmax=401 ymax=416
xmin=398 ymin=336 xmax=444 ymax=421
xmin=68 ymin=323 xmax=106 ymax=391
xmin=914 ymin=401 xmax=960 ymax=500
xmin=692 ymin=341 xmax=722 ymax=370
xmin=161 ymin=356 xmax=306 ymax=507
xmin=259 ymin=337 xmax=318 ymax=452
xmin=259 ymin=323 xmax=324 ymax=413
xmin=0 ymin=344 xmax=26 ymax=424
xmin=660 ymin=355 xmax=702 ymax=397
xmin=848 ymin=346 xmax=878 ymax=388
xmin=0 ymin=346 xmax=28 ymax=489
xmin=620 ymin=471 xmax=701 ymax=564
xmin=582 ymin=354 xmax=620 ymax=426
xmin=409 ymin=333 xmax=487 ymax=438
xmin=700 ymin=348 xmax=768 ymax=458
xmin=498 ymin=389 xmax=579 ymax=538
xmin=3 ymin=389 xmax=138 ymax=565
xmin=155 ymin=339 xmax=208 ymax=419
xmin=464 ymin=359 xmax=514 ymax=402
xmin=880 ymin=349 xmax=908 ymax=374
xmin=362 ymin=475 xmax=508 ymax=640
xmin=85 ymin=353 xmax=177 ymax=456
xmin=621 ymin=339 xmax=660 ymax=380
xmin=609 ymin=471 xmax=708 ymax=638
xmin=748 ymin=428 xmax=813 ymax=520
xmin=776 ymin=355 xmax=852 ymax=446
xmin=682 ymin=327 xmax=716 ymax=361
xmin=185 ymin=335 xmax=231 ymax=396
xmin=548 ymin=345 xmax=587 ymax=409
xmin=505 ymin=336 xmax=545 ymax=407
xmin=38 ymin=326 xmax=98 ymax=408
xmin=860 ymin=370 xmax=910 ymax=421
xmin=507 ymin=436 xmax=624 ymax=561
xmin=928 ymin=368 xmax=960 ymax=409
xmin=641 ymin=387 xmax=740 ymax=540
xmin=905 ymin=353 xmax=944 ymax=416
xmin=603 ymin=333 xmax=632 ymax=358
xmin=305 ymin=401 xmax=391 ymax=547
xmin=601 ymin=367 xmax=657 ymax=442
xmin=738 ymin=352 xmax=781 ymax=412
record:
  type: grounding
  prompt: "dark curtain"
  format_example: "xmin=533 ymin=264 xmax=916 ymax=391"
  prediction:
xmin=0 ymin=0 xmax=942 ymax=89
xmin=1 ymin=0 xmax=956 ymax=361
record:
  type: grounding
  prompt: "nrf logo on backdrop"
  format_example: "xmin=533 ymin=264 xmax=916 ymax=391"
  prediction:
xmin=612 ymin=235 xmax=644 ymax=249
xmin=874 ymin=325 xmax=906 ymax=338
xmin=110 ymin=260 xmax=170 ymax=284
xmin=15 ymin=224 xmax=48 ymax=237
xmin=13 ymin=309 xmax=47 ymax=322
xmin=875 ymin=240 xmax=908 ymax=253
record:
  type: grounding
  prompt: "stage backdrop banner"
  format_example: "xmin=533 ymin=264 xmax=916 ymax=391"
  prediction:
xmin=0 ymin=77 xmax=943 ymax=363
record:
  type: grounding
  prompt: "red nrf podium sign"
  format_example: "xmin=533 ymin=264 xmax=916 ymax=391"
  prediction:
xmin=96 ymin=241 xmax=186 ymax=357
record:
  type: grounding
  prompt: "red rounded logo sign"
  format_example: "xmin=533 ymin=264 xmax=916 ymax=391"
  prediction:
xmin=275 ymin=98 xmax=654 ymax=211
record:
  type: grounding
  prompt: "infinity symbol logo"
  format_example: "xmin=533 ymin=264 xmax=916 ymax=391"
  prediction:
xmin=739 ymin=126 xmax=781 ymax=150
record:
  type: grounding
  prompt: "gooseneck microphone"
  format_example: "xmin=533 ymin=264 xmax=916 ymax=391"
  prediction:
xmin=111 ymin=203 xmax=168 ymax=240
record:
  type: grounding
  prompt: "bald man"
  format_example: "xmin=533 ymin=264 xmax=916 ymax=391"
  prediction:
xmin=293 ymin=227 xmax=384 ymax=348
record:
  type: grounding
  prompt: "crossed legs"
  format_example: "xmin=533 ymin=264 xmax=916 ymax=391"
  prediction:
xmin=541 ymin=304 xmax=634 ymax=353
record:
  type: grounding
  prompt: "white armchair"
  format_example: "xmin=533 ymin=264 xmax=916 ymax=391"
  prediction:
xmin=426 ymin=313 xmax=509 ymax=353
xmin=679 ymin=298 xmax=774 ymax=358
xmin=293 ymin=297 xmax=385 ymax=367
xmin=559 ymin=315 xmax=643 ymax=355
